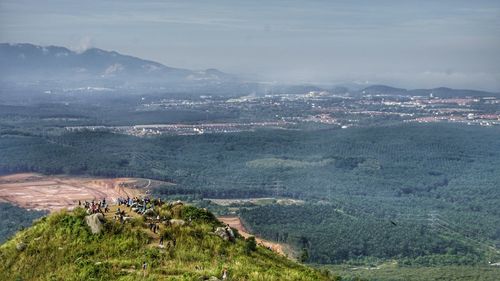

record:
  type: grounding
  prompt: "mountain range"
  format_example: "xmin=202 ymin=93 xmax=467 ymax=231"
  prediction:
xmin=1 ymin=43 xmax=498 ymax=97
xmin=0 ymin=43 xmax=241 ymax=94
xmin=360 ymin=84 xmax=498 ymax=98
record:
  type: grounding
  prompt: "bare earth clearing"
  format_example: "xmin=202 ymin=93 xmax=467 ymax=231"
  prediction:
xmin=0 ymin=173 xmax=151 ymax=212
xmin=218 ymin=216 xmax=287 ymax=256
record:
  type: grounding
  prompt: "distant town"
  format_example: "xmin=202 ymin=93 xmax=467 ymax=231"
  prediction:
xmin=66 ymin=91 xmax=499 ymax=137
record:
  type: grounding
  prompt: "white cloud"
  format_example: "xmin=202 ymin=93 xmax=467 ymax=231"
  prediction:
xmin=74 ymin=36 xmax=93 ymax=53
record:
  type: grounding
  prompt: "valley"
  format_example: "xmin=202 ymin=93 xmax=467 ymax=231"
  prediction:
xmin=1 ymin=43 xmax=499 ymax=281
xmin=2 ymin=1 xmax=500 ymax=279
xmin=1 ymin=118 xmax=499 ymax=270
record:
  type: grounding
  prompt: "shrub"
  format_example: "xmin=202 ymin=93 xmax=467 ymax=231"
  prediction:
xmin=244 ymin=236 xmax=257 ymax=255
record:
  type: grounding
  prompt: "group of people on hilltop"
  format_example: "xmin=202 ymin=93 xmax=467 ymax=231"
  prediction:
xmin=117 ymin=196 xmax=164 ymax=215
xmin=78 ymin=196 xmax=231 ymax=280
xmin=79 ymin=199 xmax=109 ymax=214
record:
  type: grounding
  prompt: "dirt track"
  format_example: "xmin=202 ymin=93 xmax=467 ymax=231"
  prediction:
xmin=0 ymin=173 xmax=146 ymax=212
xmin=218 ymin=216 xmax=286 ymax=256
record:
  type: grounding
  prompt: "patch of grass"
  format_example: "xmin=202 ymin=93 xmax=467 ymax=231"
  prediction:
xmin=246 ymin=157 xmax=333 ymax=169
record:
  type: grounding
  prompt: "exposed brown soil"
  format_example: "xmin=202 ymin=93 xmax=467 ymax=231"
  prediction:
xmin=0 ymin=173 xmax=147 ymax=212
xmin=218 ymin=216 xmax=286 ymax=256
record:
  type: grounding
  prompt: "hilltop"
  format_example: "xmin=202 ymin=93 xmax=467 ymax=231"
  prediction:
xmin=0 ymin=201 xmax=334 ymax=281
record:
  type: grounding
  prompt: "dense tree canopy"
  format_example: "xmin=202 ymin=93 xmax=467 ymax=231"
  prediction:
xmin=1 ymin=123 xmax=499 ymax=264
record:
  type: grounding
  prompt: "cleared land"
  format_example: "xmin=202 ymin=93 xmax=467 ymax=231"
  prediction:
xmin=0 ymin=173 xmax=156 ymax=212
xmin=218 ymin=216 xmax=287 ymax=256
xmin=210 ymin=197 xmax=304 ymax=206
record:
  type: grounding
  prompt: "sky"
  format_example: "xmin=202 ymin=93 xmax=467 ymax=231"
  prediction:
xmin=1 ymin=0 xmax=500 ymax=91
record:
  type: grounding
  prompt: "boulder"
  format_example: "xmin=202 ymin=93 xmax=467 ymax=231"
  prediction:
xmin=85 ymin=213 xmax=105 ymax=234
xmin=169 ymin=219 xmax=186 ymax=226
xmin=123 ymin=216 xmax=134 ymax=222
xmin=16 ymin=242 xmax=26 ymax=251
xmin=215 ymin=227 xmax=235 ymax=242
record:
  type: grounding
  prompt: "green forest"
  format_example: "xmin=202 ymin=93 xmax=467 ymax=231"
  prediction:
xmin=0 ymin=203 xmax=46 ymax=243
xmin=1 ymin=123 xmax=499 ymax=266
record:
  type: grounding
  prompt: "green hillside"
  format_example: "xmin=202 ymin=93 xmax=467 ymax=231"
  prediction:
xmin=0 ymin=203 xmax=334 ymax=281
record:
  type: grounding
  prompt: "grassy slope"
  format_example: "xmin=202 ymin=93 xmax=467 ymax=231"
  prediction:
xmin=0 ymin=205 xmax=333 ymax=281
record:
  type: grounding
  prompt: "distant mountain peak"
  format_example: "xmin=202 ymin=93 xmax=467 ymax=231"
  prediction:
xmin=0 ymin=43 xmax=232 ymax=89
xmin=1 ymin=43 xmax=497 ymax=97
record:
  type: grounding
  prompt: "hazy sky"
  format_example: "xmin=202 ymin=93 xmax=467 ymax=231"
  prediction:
xmin=1 ymin=0 xmax=500 ymax=91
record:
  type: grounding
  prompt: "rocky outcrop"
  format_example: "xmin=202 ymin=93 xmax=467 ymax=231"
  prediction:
xmin=85 ymin=213 xmax=105 ymax=234
xmin=215 ymin=227 xmax=235 ymax=242
xmin=16 ymin=242 xmax=26 ymax=251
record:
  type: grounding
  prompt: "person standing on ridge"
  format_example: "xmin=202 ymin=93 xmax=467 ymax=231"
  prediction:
xmin=142 ymin=261 xmax=147 ymax=277
xmin=222 ymin=267 xmax=228 ymax=280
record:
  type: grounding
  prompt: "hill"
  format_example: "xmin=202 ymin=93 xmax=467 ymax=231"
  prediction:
xmin=360 ymin=85 xmax=407 ymax=95
xmin=0 ymin=202 xmax=334 ymax=281
xmin=360 ymin=85 xmax=499 ymax=98
xmin=0 ymin=43 xmax=238 ymax=93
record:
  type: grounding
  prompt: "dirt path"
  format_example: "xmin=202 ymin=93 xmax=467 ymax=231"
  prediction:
xmin=218 ymin=216 xmax=286 ymax=256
